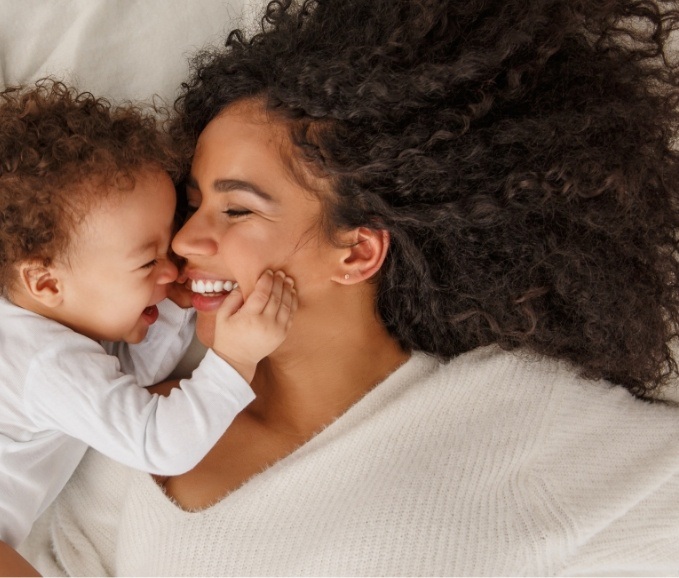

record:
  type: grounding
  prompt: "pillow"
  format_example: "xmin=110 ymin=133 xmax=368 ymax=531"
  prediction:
xmin=0 ymin=0 xmax=252 ymax=104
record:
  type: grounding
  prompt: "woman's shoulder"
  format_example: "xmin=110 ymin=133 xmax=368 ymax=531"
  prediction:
xmin=412 ymin=345 xmax=679 ymax=478
xmin=425 ymin=344 xmax=679 ymax=419
xmin=329 ymin=345 xmax=679 ymax=453
xmin=425 ymin=347 xmax=679 ymax=572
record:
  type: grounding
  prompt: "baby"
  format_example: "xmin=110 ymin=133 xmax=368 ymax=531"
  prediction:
xmin=0 ymin=80 xmax=297 ymax=558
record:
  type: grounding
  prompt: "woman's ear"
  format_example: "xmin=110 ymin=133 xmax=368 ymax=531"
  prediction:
xmin=331 ymin=227 xmax=390 ymax=284
xmin=16 ymin=261 xmax=63 ymax=307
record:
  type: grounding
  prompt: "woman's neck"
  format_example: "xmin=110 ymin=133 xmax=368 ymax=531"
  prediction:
xmin=247 ymin=294 xmax=409 ymax=438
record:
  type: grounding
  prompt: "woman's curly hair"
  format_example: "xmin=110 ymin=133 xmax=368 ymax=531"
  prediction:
xmin=0 ymin=79 xmax=180 ymax=295
xmin=172 ymin=0 xmax=679 ymax=398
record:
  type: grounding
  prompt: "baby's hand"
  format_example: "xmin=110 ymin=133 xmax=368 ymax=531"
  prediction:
xmin=212 ymin=270 xmax=297 ymax=382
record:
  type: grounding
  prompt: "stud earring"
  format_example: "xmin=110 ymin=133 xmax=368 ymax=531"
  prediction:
xmin=344 ymin=274 xmax=350 ymax=280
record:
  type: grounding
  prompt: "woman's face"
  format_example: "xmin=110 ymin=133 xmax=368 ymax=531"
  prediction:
xmin=171 ymin=99 xmax=345 ymax=347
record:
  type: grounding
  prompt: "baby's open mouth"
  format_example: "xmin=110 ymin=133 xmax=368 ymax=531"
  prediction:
xmin=142 ymin=305 xmax=159 ymax=324
xmin=190 ymin=279 xmax=238 ymax=295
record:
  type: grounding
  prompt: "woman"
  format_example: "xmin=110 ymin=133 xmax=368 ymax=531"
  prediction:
xmin=20 ymin=0 xmax=679 ymax=574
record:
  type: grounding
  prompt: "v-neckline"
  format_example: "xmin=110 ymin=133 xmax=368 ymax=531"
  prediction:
xmin=140 ymin=352 xmax=434 ymax=514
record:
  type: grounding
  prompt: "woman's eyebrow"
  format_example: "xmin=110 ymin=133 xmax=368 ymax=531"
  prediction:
xmin=214 ymin=178 xmax=274 ymax=201
xmin=186 ymin=175 xmax=274 ymax=202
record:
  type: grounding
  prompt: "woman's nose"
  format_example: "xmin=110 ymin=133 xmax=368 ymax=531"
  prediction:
xmin=171 ymin=212 xmax=217 ymax=257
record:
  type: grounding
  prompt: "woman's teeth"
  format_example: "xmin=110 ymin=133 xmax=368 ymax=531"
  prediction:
xmin=190 ymin=279 xmax=237 ymax=294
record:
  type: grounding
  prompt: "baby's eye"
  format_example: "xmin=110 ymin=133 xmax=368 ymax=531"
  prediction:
xmin=224 ymin=208 xmax=252 ymax=217
xmin=141 ymin=259 xmax=158 ymax=269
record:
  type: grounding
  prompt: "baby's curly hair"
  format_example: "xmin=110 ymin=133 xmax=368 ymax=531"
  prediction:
xmin=0 ymin=79 xmax=179 ymax=296
xmin=172 ymin=0 xmax=679 ymax=398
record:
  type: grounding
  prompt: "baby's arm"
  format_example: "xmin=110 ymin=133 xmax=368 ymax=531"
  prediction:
xmin=0 ymin=541 xmax=40 ymax=577
xmin=23 ymin=337 xmax=250 ymax=476
xmin=21 ymin=271 xmax=296 ymax=476
xmin=212 ymin=270 xmax=297 ymax=382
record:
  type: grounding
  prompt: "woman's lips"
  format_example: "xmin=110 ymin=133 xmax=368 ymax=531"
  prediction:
xmin=187 ymin=279 xmax=237 ymax=312
xmin=190 ymin=291 xmax=229 ymax=312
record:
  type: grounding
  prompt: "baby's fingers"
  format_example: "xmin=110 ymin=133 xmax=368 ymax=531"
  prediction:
xmin=284 ymin=288 xmax=298 ymax=331
xmin=262 ymin=271 xmax=286 ymax=318
xmin=241 ymin=269 xmax=275 ymax=314
xmin=276 ymin=278 xmax=296 ymax=325
xmin=216 ymin=287 xmax=245 ymax=320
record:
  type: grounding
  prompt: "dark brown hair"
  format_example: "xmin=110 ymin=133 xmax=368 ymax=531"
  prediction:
xmin=172 ymin=0 xmax=679 ymax=398
xmin=0 ymin=79 xmax=179 ymax=295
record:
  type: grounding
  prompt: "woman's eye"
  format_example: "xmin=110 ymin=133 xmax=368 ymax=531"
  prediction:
xmin=141 ymin=259 xmax=158 ymax=270
xmin=224 ymin=208 xmax=252 ymax=217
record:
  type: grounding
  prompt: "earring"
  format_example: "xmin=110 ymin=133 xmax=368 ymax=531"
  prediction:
xmin=344 ymin=274 xmax=350 ymax=280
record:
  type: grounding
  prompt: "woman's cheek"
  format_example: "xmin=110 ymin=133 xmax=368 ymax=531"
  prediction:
xmin=195 ymin=311 xmax=217 ymax=348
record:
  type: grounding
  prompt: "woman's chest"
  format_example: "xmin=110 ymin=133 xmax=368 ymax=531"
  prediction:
xmin=155 ymin=414 xmax=308 ymax=510
xmin=117 ymin=429 xmax=483 ymax=576
xmin=113 ymin=402 xmax=563 ymax=577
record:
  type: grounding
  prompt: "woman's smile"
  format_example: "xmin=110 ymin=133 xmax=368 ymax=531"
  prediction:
xmin=182 ymin=271 xmax=238 ymax=312
xmin=190 ymin=279 xmax=237 ymax=294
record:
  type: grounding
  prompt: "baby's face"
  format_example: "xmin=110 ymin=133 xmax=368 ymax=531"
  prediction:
xmin=54 ymin=169 xmax=178 ymax=343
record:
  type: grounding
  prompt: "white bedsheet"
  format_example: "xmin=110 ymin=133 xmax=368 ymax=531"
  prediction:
xmin=0 ymin=0 xmax=255 ymax=104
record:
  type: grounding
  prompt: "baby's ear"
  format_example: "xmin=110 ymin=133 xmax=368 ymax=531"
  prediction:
xmin=16 ymin=260 xmax=63 ymax=307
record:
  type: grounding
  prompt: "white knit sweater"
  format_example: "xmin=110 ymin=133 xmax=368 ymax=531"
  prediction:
xmin=20 ymin=346 xmax=679 ymax=576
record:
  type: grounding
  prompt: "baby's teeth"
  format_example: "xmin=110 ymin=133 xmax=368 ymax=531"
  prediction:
xmin=205 ymin=280 xmax=214 ymax=293
xmin=225 ymin=280 xmax=233 ymax=291
xmin=213 ymin=280 xmax=224 ymax=292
